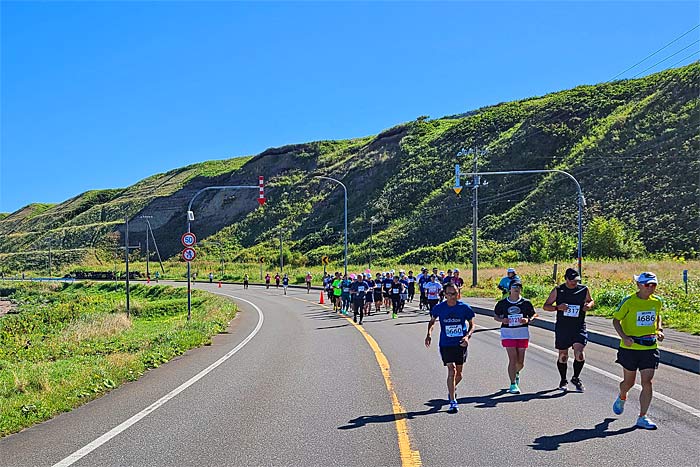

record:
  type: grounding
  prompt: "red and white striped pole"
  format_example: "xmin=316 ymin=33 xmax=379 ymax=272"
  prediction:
xmin=258 ymin=176 xmax=266 ymax=206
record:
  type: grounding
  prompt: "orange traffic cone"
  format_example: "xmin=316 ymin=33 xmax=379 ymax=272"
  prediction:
xmin=319 ymin=291 xmax=325 ymax=304
xmin=218 ymin=281 xmax=222 ymax=288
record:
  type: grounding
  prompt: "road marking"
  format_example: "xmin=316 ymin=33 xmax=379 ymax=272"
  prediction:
xmin=483 ymin=327 xmax=700 ymax=418
xmin=293 ymin=295 xmax=422 ymax=467
xmin=53 ymin=295 xmax=264 ymax=467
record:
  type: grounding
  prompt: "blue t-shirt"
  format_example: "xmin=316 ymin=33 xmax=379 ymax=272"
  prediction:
xmin=498 ymin=275 xmax=521 ymax=291
xmin=430 ymin=301 xmax=475 ymax=347
xmin=282 ymin=277 xmax=289 ymax=285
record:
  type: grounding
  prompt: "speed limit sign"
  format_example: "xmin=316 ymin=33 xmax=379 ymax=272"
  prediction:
xmin=182 ymin=247 xmax=196 ymax=262
xmin=181 ymin=232 xmax=197 ymax=247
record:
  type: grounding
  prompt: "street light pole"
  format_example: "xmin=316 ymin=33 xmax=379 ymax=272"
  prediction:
xmin=455 ymin=166 xmax=586 ymax=277
xmin=314 ymin=176 xmax=348 ymax=276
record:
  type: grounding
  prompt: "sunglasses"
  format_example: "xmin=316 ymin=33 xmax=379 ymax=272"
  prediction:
xmin=642 ymin=283 xmax=657 ymax=287
xmin=510 ymin=284 xmax=522 ymax=288
xmin=445 ymin=292 xmax=458 ymax=296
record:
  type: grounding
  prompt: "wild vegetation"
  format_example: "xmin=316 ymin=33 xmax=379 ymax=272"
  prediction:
xmin=0 ymin=282 xmax=237 ymax=436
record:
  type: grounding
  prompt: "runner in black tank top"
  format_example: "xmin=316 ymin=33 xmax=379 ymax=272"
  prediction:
xmin=543 ymin=268 xmax=595 ymax=392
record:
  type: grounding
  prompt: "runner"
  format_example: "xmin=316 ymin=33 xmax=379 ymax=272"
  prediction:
xmin=209 ymin=272 xmax=214 ymax=283
xmin=390 ymin=275 xmax=405 ymax=319
xmin=154 ymin=271 xmax=160 ymax=283
xmin=275 ymin=273 xmax=281 ymax=289
xmin=364 ymin=274 xmax=375 ymax=316
xmin=324 ymin=274 xmax=333 ymax=301
xmin=340 ymin=274 xmax=352 ymax=315
xmin=425 ymin=275 xmax=443 ymax=312
xmin=425 ymin=283 xmax=475 ymax=414
xmin=399 ymin=271 xmax=409 ymax=313
xmin=452 ymin=269 xmax=464 ymax=299
xmin=305 ymin=271 xmax=313 ymax=293
xmin=418 ymin=268 xmax=430 ymax=311
xmin=494 ymin=279 xmax=537 ymax=394
xmin=612 ymin=272 xmax=664 ymax=430
xmin=331 ymin=272 xmax=343 ymax=312
xmin=498 ymin=268 xmax=520 ymax=295
xmin=383 ymin=272 xmax=393 ymax=312
xmin=282 ymin=273 xmax=289 ymax=295
xmin=543 ymin=268 xmax=595 ymax=392
xmin=243 ymin=274 xmax=249 ymax=289
xmin=407 ymin=270 xmax=416 ymax=303
xmin=265 ymin=273 xmax=271 ymax=289
xmin=350 ymin=274 xmax=368 ymax=324
xmin=373 ymin=273 xmax=384 ymax=314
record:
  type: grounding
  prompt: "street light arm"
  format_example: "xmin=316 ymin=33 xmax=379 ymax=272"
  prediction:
xmin=313 ymin=176 xmax=347 ymax=193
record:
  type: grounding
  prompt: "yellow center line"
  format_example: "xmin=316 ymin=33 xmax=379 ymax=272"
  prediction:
xmin=292 ymin=295 xmax=422 ymax=467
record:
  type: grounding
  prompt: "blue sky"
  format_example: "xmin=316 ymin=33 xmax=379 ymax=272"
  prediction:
xmin=1 ymin=1 xmax=698 ymax=213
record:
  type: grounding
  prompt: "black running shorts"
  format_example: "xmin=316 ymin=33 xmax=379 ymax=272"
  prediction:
xmin=555 ymin=328 xmax=588 ymax=350
xmin=616 ymin=348 xmax=660 ymax=371
xmin=440 ymin=345 xmax=468 ymax=365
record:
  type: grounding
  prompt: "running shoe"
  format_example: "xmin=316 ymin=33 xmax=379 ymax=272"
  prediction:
xmin=508 ymin=383 xmax=521 ymax=394
xmin=558 ymin=379 xmax=568 ymax=391
xmin=392 ymin=313 xmax=397 ymax=319
xmin=636 ymin=416 xmax=657 ymax=430
xmin=448 ymin=400 xmax=459 ymax=413
xmin=571 ymin=377 xmax=585 ymax=392
xmin=515 ymin=372 xmax=520 ymax=386
xmin=612 ymin=395 xmax=626 ymax=415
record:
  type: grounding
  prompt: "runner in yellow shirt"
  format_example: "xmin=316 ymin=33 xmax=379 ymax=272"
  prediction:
xmin=611 ymin=272 xmax=664 ymax=430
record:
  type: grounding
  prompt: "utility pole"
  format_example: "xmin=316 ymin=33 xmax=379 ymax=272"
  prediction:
xmin=369 ymin=219 xmax=374 ymax=270
xmin=139 ymin=216 xmax=153 ymax=280
xmin=279 ymin=229 xmax=284 ymax=272
xmin=458 ymin=148 xmax=487 ymax=287
xmin=125 ymin=216 xmax=131 ymax=317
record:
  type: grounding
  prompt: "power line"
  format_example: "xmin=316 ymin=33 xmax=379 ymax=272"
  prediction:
xmin=610 ymin=24 xmax=700 ymax=80
xmin=632 ymin=39 xmax=700 ymax=78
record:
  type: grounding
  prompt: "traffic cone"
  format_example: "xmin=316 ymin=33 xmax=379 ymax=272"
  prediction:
xmin=218 ymin=281 xmax=222 ymax=288
xmin=319 ymin=291 xmax=325 ymax=304
xmin=147 ymin=277 xmax=150 ymax=284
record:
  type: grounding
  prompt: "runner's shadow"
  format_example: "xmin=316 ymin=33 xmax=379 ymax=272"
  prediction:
xmin=316 ymin=324 xmax=351 ymax=330
xmin=458 ymin=388 xmax=568 ymax=408
xmin=529 ymin=418 xmax=637 ymax=451
xmin=338 ymin=399 xmax=444 ymax=430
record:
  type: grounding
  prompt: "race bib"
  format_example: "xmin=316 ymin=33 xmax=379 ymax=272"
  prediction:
xmin=508 ymin=314 xmax=523 ymax=326
xmin=358 ymin=286 xmax=365 ymax=292
xmin=564 ymin=305 xmax=580 ymax=317
xmin=392 ymin=288 xmax=399 ymax=294
xmin=343 ymin=288 xmax=349 ymax=292
xmin=636 ymin=310 xmax=656 ymax=327
xmin=445 ymin=325 xmax=464 ymax=337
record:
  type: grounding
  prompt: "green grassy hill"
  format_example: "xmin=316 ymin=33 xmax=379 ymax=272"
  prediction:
xmin=1 ymin=64 xmax=698 ymax=273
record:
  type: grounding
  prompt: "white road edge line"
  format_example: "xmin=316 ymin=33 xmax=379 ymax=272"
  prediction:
xmin=482 ymin=327 xmax=700 ymax=418
xmin=53 ymin=294 xmax=264 ymax=467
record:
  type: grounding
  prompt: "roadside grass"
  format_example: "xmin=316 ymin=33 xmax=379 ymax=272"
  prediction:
xmin=0 ymin=281 xmax=236 ymax=437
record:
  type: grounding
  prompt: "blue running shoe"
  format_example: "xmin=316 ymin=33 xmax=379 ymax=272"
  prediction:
xmin=613 ymin=395 xmax=625 ymax=415
xmin=448 ymin=400 xmax=458 ymax=413
xmin=636 ymin=416 xmax=657 ymax=430
xmin=508 ymin=383 xmax=521 ymax=394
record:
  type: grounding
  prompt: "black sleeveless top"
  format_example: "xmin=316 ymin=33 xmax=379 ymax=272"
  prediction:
xmin=555 ymin=284 xmax=589 ymax=331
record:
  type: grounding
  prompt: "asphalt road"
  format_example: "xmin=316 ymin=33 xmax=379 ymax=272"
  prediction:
xmin=2 ymin=282 xmax=699 ymax=467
